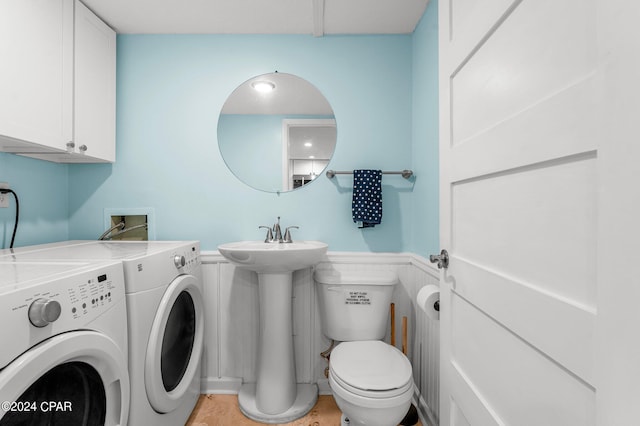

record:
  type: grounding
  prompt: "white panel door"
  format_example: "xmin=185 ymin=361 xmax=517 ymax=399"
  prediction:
xmin=438 ymin=0 xmax=640 ymax=424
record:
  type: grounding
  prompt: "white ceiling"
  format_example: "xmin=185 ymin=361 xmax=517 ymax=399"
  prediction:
xmin=81 ymin=0 xmax=429 ymax=35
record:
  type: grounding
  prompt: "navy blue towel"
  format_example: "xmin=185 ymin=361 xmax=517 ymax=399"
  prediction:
xmin=352 ymin=169 xmax=382 ymax=228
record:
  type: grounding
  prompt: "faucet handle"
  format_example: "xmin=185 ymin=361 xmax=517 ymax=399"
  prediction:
xmin=283 ymin=226 xmax=299 ymax=243
xmin=259 ymin=226 xmax=274 ymax=243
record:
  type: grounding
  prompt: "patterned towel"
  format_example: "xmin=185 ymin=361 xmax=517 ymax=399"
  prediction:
xmin=352 ymin=169 xmax=382 ymax=228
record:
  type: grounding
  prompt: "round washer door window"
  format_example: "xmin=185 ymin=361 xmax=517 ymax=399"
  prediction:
xmin=1 ymin=362 xmax=106 ymax=425
xmin=162 ymin=290 xmax=196 ymax=392
xmin=145 ymin=274 xmax=204 ymax=414
xmin=0 ymin=331 xmax=130 ymax=426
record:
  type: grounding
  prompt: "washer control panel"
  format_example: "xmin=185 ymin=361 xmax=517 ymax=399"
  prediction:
xmin=0 ymin=261 xmax=125 ymax=369
xmin=65 ymin=266 xmax=124 ymax=321
xmin=173 ymin=244 xmax=200 ymax=274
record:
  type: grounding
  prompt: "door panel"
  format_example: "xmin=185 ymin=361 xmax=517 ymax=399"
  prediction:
xmin=448 ymin=0 xmax=517 ymax=70
xmin=451 ymin=0 xmax=597 ymax=146
xmin=451 ymin=257 xmax=595 ymax=383
xmin=450 ymin=78 xmax=598 ymax=183
xmin=439 ymin=0 xmax=602 ymax=423
xmin=452 ymin=154 xmax=597 ymax=308
xmin=451 ymin=294 xmax=595 ymax=426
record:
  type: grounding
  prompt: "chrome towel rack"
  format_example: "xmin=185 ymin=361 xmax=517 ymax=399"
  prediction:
xmin=325 ymin=169 xmax=414 ymax=179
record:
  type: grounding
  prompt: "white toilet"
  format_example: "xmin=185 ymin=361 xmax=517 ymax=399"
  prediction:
xmin=315 ymin=270 xmax=414 ymax=426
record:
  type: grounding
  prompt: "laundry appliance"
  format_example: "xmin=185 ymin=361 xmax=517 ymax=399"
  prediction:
xmin=0 ymin=260 xmax=130 ymax=425
xmin=0 ymin=240 xmax=204 ymax=426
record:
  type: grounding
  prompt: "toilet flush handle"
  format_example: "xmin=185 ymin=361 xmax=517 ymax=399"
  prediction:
xmin=429 ymin=249 xmax=449 ymax=269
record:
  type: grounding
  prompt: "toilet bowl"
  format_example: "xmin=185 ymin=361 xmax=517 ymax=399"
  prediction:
xmin=314 ymin=270 xmax=415 ymax=426
xmin=328 ymin=341 xmax=414 ymax=426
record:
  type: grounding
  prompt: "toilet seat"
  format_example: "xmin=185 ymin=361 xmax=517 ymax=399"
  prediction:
xmin=330 ymin=340 xmax=413 ymax=399
xmin=329 ymin=373 xmax=414 ymax=410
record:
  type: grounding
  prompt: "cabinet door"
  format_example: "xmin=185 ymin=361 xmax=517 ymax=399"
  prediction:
xmin=0 ymin=0 xmax=73 ymax=152
xmin=74 ymin=0 xmax=116 ymax=162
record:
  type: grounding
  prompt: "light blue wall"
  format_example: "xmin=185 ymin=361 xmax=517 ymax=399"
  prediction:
xmin=0 ymin=153 xmax=69 ymax=248
xmin=218 ymin=113 xmax=334 ymax=192
xmin=410 ymin=0 xmax=440 ymax=256
xmin=218 ymin=114 xmax=284 ymax=191
xmin=1 ymin=3 xmax=439 ymax=254
xmin=68 ymin=34 xmax=417 ymax=252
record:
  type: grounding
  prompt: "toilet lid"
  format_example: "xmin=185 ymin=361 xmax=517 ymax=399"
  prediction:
xmin=330 ymin=341 xmax=412 ymax=391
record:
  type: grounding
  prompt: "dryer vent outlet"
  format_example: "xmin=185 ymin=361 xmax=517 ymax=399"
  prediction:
xmin=110 ymin=215 xmax=148 ymax=241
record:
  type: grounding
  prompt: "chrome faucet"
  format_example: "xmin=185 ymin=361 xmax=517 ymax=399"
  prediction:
xmin=273 ymin=216 xmax=283 ymax=242
xmin=258 ymin=217 xmax=299 ymax=243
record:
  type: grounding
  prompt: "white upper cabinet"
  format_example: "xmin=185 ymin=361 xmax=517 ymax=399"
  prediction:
xmin=73 ymin=1 xmax=116 ymax=162
xmin=0 ymin=0 xmax=74 ymax=153
xmin=0 ymin=0 xmax=116 ymax=163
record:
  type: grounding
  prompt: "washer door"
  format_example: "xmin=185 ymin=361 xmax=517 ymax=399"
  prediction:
xmin=145 ymin=274 xmax=204 ymax=413
xmin=0 ymin=331 xmax=129 ymax=426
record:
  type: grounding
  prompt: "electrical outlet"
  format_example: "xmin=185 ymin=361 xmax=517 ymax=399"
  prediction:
xmin=0 ymin=182 xmax=9 ymax=208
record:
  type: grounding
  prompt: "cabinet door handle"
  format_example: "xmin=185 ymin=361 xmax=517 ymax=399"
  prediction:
xmin=66 ymin=142 xmax=75 ymax=152
xmin=79 ymin=145 xmax=87 ymax=152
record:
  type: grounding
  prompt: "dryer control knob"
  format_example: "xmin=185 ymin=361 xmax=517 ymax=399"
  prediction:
xmin=174 ymin=255 xmax=186 ymax=269
xmin=29 ymin=298 xmax=62 ymax=328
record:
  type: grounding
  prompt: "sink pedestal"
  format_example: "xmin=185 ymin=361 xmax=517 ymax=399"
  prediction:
xmin=237 ymin=272 xmax=318 ymax=423
xmin=217 ymin=240 xmax=327 ymax=422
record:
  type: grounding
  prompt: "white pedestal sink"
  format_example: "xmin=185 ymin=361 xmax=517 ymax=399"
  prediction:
xmin=218 ymin=240 xmax=328 ymax=423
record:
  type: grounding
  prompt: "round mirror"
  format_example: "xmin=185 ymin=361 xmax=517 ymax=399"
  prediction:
xmin=218 ymin=72 xmax=337 ymax=193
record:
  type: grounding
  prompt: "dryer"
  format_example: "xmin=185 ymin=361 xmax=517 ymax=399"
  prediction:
xmin=0 ymin=260 xmax=130 ymax=425
xmin=121 ymin=242 xmax=203 ymax=426
xmin=0 ymin=241 xmax=204 ymax=425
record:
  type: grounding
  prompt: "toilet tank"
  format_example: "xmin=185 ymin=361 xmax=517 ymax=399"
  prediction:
xmin=314 ymin=270 xmax=397 ymax=341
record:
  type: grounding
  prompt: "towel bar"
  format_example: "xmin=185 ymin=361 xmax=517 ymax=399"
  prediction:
xmin=325 ymin=169 xmax=413 ymax=179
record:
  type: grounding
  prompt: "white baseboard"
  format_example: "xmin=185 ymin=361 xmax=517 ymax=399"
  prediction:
xmin=201 ymin=377 xmax=243 ymax=394
xmin=416 ymin=391 xmax=438 ymax=426
xmin=201 ymin=377 xmax=332 ymax=397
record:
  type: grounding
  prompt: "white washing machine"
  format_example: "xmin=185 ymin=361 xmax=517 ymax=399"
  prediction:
xmin=0 ymin=260 xmax=130 ymax=425
xmin=0 ymin=241 xmax=205 ymax=426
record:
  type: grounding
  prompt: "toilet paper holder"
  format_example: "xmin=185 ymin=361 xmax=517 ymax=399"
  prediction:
xmin=417 ymin=284 xmax=440 ymax=320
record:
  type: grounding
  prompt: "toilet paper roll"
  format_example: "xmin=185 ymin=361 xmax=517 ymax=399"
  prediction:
xmin=417 ymin=285 xmax=440 ymax=321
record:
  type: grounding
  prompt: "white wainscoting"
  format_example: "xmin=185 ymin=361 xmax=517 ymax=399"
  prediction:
xmin=200 ymin=251 xmax=440 ymax=424
xmin=410 ymin=254 xmax=441 ymax=426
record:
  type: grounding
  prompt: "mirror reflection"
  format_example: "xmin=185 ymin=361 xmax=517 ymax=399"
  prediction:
xmin=218 ymin=72 xmax=337 ymax=192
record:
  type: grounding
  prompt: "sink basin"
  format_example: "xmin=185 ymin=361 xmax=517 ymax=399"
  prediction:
xmin=218 ymin=240 xmax=328 ymax=273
